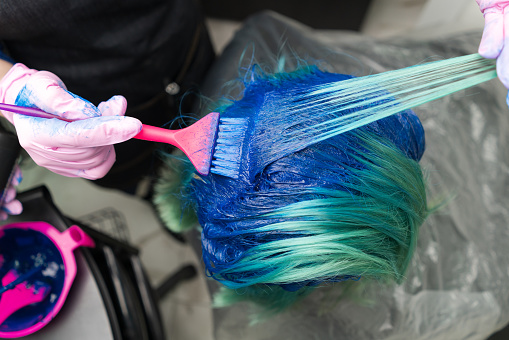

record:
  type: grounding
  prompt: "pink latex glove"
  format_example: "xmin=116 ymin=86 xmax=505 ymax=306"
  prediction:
xmin=0 ymin=63 xmax=142 ymax=179
xmin=0 ymin=165 xmax=22 ymax=220
xmin=477 ymin=0 xmax=509 ymax=90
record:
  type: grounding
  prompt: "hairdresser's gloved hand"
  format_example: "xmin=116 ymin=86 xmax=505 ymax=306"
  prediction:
xmin=0 ymin=63 xmax=142 ymax=179
xmin=0 ymin=165 xmax=22 ymax=220
xmin=476 ymin=0 xmax=509 ymax=89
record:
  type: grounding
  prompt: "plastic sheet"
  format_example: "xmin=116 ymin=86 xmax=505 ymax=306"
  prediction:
xmin=197 ymin=11 xmax=509 ymax=340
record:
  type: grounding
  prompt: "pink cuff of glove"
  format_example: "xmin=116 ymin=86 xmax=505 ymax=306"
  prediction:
xmin=0 ymin=63 xmax=37 ymax=122
xmin=477 ymin=1 xmax=509 ymax=13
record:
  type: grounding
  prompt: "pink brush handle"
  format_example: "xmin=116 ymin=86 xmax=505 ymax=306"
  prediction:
xmin=134 ymin=124 xmax=178 ymax=146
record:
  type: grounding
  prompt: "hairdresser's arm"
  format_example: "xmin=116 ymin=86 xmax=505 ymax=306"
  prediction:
xmin=0 ymin=63 xmax=143 ymax=179
xmin=476 ymin=0 xmax=509 ymax=90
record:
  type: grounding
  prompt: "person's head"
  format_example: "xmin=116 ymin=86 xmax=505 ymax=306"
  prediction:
xmin=155 ymin=64 xmax=431 ymax=314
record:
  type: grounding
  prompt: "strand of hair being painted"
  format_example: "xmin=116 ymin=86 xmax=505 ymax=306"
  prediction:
xmin=276 ymin=53 xmax=496 ymax=155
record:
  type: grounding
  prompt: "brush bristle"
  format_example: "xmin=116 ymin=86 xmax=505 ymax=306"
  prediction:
xmin=210 ymin=117 xmax=248 ymax=179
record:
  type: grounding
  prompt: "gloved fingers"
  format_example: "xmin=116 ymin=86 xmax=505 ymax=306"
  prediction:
xmin=479 ymin=10 xmax=504 ymax=58
xmin=15 ymin=71 xmax=102 ymax=120
xmin=26 ymin=145 xmax=109 ymax=168
xmin=76 ymin=148 xmax=116 ymax=180
xmin=10 ymin=165 xmax=22 ymax=187
xmin=41 ymin=147 xmax=116 ymax=180
xmin=12 ymin=113 xmax=139 ymax=180
xmin=1 ymin=186 xmax=23 ymax=219
xmin=98 ymin=95 xmax=128 ymax=117
xmin=0 ymin=165 xmax=23 ymax=220
xmin=2 ymin=189 xmax=22 ymax=214
xmin=496 ymin=8 xmax=509 ymax=88
xmin=3 ymin=199 xmax=23 ymax=216
xmin=13 ymin=114 xmax=142 ymax=148
xmin=3 ymin=185 xmax=17 ymax=204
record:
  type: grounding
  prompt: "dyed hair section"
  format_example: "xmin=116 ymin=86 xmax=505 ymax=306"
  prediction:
xmin=242 ymin=54 xmax=495 ymax=157
xmin=155 ymin=65 xmax=433 ymax=313
xmin=196 ymin=129 xmax=428 ymax=289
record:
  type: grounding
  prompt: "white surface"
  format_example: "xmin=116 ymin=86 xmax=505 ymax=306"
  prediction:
xmin=206 ymin=18 xmax=242 ymax=55
xmin=416 ymin=0 xmax=477 ymax=29
xmin=362 ymin=0 xmax=429 ymax=38
xmin=362 ymin=0 xmax=484 ymax=38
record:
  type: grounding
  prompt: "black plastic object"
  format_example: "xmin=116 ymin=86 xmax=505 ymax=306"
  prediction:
xmin=0 ymin=129 xmax=20 ymax=207
xmin=203 ymin=1 xmax=373 ymax=30
xmin=77 ymin=223 xmax=163 ymax=340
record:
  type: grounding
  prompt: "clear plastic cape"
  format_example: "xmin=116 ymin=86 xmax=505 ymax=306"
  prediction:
xmin=194 ymin=11 xmax=509 ymax=340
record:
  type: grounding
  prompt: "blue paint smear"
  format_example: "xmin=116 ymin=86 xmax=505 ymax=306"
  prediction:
xmin=193 ymin=68 xmax=425 ymax=290
xmin=15 ymin=114 xmax=126 ymax=141
xmin=15 ymin=85 xmax=101 ymax=118
xmin=0 ymin=228 xmax=65 ymax=332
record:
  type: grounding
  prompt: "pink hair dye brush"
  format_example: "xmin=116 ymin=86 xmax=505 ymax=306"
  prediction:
xmin=0 ymin=103 xmax=246 ymax=178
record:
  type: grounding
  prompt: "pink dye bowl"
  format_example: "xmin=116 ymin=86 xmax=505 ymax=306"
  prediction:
xmin=0 ymin=221 xmax=95 ymax=338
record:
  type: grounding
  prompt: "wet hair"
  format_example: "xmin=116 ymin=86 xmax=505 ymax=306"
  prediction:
xmin=154 ymin=64 xmax=432 ymax=315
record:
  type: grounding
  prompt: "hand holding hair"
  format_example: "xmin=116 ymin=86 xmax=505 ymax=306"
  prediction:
xmin=476 ymin=0 xmax=509 ymax=91
xmin=0 ymin=63 xmax=142 ymax=179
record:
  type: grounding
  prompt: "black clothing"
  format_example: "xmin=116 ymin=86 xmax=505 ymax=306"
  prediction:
xmin=0 ymin=0 xmax=215 ymax=191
